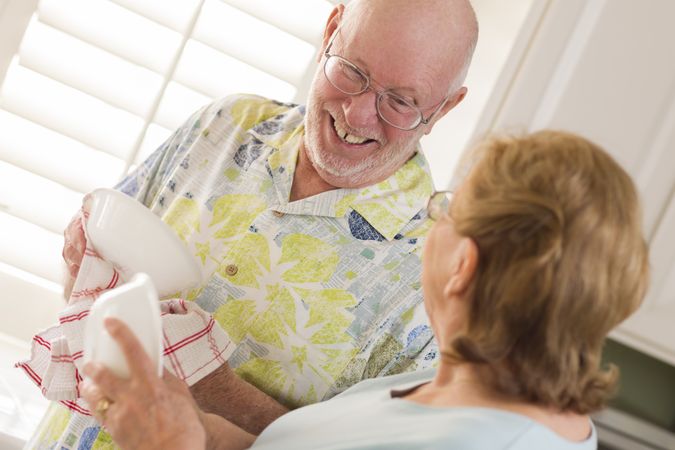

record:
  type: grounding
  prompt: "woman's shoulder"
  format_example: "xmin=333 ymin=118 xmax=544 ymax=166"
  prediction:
xmin=422 ymin=408 xmax=597 ymax=450
xmin=334 ymin=368 xmax=438 ymax=399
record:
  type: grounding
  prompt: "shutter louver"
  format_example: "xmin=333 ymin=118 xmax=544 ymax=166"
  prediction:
xmin=0 ymin=1 xmax=336 ymax=442
xmin=0 ymin=0 xmax=334 ymax=337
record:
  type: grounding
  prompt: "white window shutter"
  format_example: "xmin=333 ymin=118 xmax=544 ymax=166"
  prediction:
xmin=0 ymin=0 xmax=334 ymax=340
xmin=0 ymin=1 xmax=335 ymax=443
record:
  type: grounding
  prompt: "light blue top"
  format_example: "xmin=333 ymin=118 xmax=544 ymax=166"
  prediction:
xmin=251 ymin=369 xmax=597 ymax=450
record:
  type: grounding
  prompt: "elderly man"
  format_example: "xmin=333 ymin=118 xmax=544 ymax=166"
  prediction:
xmin=32 ymin=0 xmax=478 ymax=448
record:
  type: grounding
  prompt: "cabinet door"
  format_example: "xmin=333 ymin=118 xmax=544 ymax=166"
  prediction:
xmin=476 ymin=0 xmax=675 ymax=364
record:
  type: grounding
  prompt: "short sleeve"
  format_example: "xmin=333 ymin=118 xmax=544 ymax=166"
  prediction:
xmin=115 ymin=104 xmax=208 ymax=207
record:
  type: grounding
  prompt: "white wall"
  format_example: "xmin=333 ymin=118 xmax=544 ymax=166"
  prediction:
xmin=473 ymin=0 xmax=675 ymax=366
xmin=421 ymin=0 xmax=536 ymax=189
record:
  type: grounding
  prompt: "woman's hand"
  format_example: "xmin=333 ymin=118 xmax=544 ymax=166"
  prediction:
xmin=80 ymin=318 xmax=207 ymax=450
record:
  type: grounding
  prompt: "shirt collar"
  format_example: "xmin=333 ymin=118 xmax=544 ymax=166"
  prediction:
xmin=250 ymin=105 xmax=434 ymax=241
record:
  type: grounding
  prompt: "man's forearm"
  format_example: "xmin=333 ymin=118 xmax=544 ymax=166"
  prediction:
xmin=201 ymin=413 xmax=257 ymax=450
xmin=190 ymin=363 xmax=289 ymax=434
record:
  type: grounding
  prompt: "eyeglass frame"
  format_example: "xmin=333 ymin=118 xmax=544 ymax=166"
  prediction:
xmin=426 ymin=190 xmax=454 ymax=221
xmin=322 ymin=28 xmax=451 ymax=131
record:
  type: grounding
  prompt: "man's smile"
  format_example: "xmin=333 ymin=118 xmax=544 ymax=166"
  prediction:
xmin=329 ymin=115 xmax=378 ymax=151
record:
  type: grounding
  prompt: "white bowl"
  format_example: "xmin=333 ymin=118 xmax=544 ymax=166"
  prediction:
xmin=86 ymin=188 xmax=201 ymax=297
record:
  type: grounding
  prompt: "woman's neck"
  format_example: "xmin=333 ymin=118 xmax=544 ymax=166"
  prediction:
xmin=403 ymin=362 xmax=592 ymax=443
xmin=406 ymin=363 xmax=494 ymax=407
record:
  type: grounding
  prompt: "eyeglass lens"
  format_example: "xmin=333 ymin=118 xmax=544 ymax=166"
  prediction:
xmin=324 ymin=55 xmax=421 ymax=130
xmin=428 ymin=192 xmax=453 ymax=220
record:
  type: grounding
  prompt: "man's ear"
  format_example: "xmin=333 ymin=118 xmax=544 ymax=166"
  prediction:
xmin=318 ymin=5 xmax=345 ymax=62
xmin=423 ymin=87 xmax=468 ymax=135
xmin=442 ymin=237 xmax=478 ymax=299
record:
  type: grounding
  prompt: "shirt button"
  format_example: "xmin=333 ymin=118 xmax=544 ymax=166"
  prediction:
xmin=202 ymin=128 xmax=210 ymax=137
xmin=272 ymin=210 xmax=285 ymax=218
xmin=224 ymin=264 xmax=238 ymax=276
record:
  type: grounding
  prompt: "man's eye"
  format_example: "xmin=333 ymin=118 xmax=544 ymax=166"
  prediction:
xmin=341 ymin=62 xmax=365 ymax=82
xmin=387 ymin=95 xmax=414 ymax=112
xmin=393 ymin=97 xmax=409 ymax=106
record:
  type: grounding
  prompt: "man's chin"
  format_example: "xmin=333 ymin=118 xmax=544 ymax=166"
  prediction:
xmin=304 ymin=134 xmax=390 ymax=188
xmin=312 ymin=157 xmax=382 ymax=189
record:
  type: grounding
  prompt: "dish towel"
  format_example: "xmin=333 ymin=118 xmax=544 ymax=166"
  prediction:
xmin=16 ymin=193 xmax=234 ymax=416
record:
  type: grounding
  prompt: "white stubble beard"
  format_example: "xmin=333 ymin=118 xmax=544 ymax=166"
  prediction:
xmin=303 ymin=92 xmax=421 ymax=188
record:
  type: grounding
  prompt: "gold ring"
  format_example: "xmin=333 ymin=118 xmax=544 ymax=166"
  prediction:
xmin=94 ymin=397 xmax=112 ymax=420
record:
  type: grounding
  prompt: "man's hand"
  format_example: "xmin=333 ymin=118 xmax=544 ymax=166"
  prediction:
xmin=81 ymin=318 xmax=207 ymax=450
xmin=62 ymin=212 xmax=86 ymax=298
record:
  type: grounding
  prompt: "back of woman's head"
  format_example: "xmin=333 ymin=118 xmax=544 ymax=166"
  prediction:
xmin=447 ymin=130 xmax=649 ymax=414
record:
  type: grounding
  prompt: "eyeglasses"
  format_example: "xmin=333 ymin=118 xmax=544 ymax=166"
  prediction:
xmin=323 ymin=30 xmax=449 ymax=131
xmin=426 ymin=190 xmax=453 ymax=221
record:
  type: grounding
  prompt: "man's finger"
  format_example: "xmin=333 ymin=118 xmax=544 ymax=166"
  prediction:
xmin=62 ymin=214 xmax=86 ymax=279
xmin=104 ymin=317 xmax=158 ymax=381
xmin=63 ymin=251 xmax=82 ymax=278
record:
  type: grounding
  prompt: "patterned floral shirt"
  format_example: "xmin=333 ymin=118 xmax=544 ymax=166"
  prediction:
xmin=27 ymin=94 xmax=439 ymax=449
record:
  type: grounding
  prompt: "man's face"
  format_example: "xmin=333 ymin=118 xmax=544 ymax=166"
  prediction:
xmin=303 ymin=25 xmax=459 ymax=189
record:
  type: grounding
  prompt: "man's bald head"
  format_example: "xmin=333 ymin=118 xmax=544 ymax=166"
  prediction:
xmin=340 ymin=0 xmax=479 ymax=94
xmin=301 ymin=0 xmax=478 ymax=190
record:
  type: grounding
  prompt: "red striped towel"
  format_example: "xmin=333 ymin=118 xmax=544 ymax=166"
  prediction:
xmin=16 ymin=194 xmax=233 ymax=416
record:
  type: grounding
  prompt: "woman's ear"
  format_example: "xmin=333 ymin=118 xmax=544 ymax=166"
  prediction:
xmin=443 ymin=237 xmax=478 ymax=299
xmin=318 ymin=5 xmax=345 ymax=62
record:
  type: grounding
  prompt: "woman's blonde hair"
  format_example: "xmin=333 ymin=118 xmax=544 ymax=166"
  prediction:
xmin=446 ymin=130 xmax=649 ymax=414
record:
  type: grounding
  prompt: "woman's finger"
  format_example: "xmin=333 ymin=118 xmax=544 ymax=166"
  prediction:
xmin=79 ymin=378 xmax=113 ymax=423
xmin=79 ymin=378 xmax=104 ymax=406
xmin=83 ymin=362 xmax=127 ymax=400
xmin=162 ymin=368 xmax=181 ymax=383
xmin=104 ymin=317 xmax=158 ymax=381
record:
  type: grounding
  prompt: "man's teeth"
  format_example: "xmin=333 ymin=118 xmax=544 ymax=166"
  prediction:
xmin=334 ymin=121 xmax=369 ymax=144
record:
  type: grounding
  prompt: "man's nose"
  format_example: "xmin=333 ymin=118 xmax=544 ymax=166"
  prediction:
xmin=343 ymin=90 xmax=380 ymax=130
